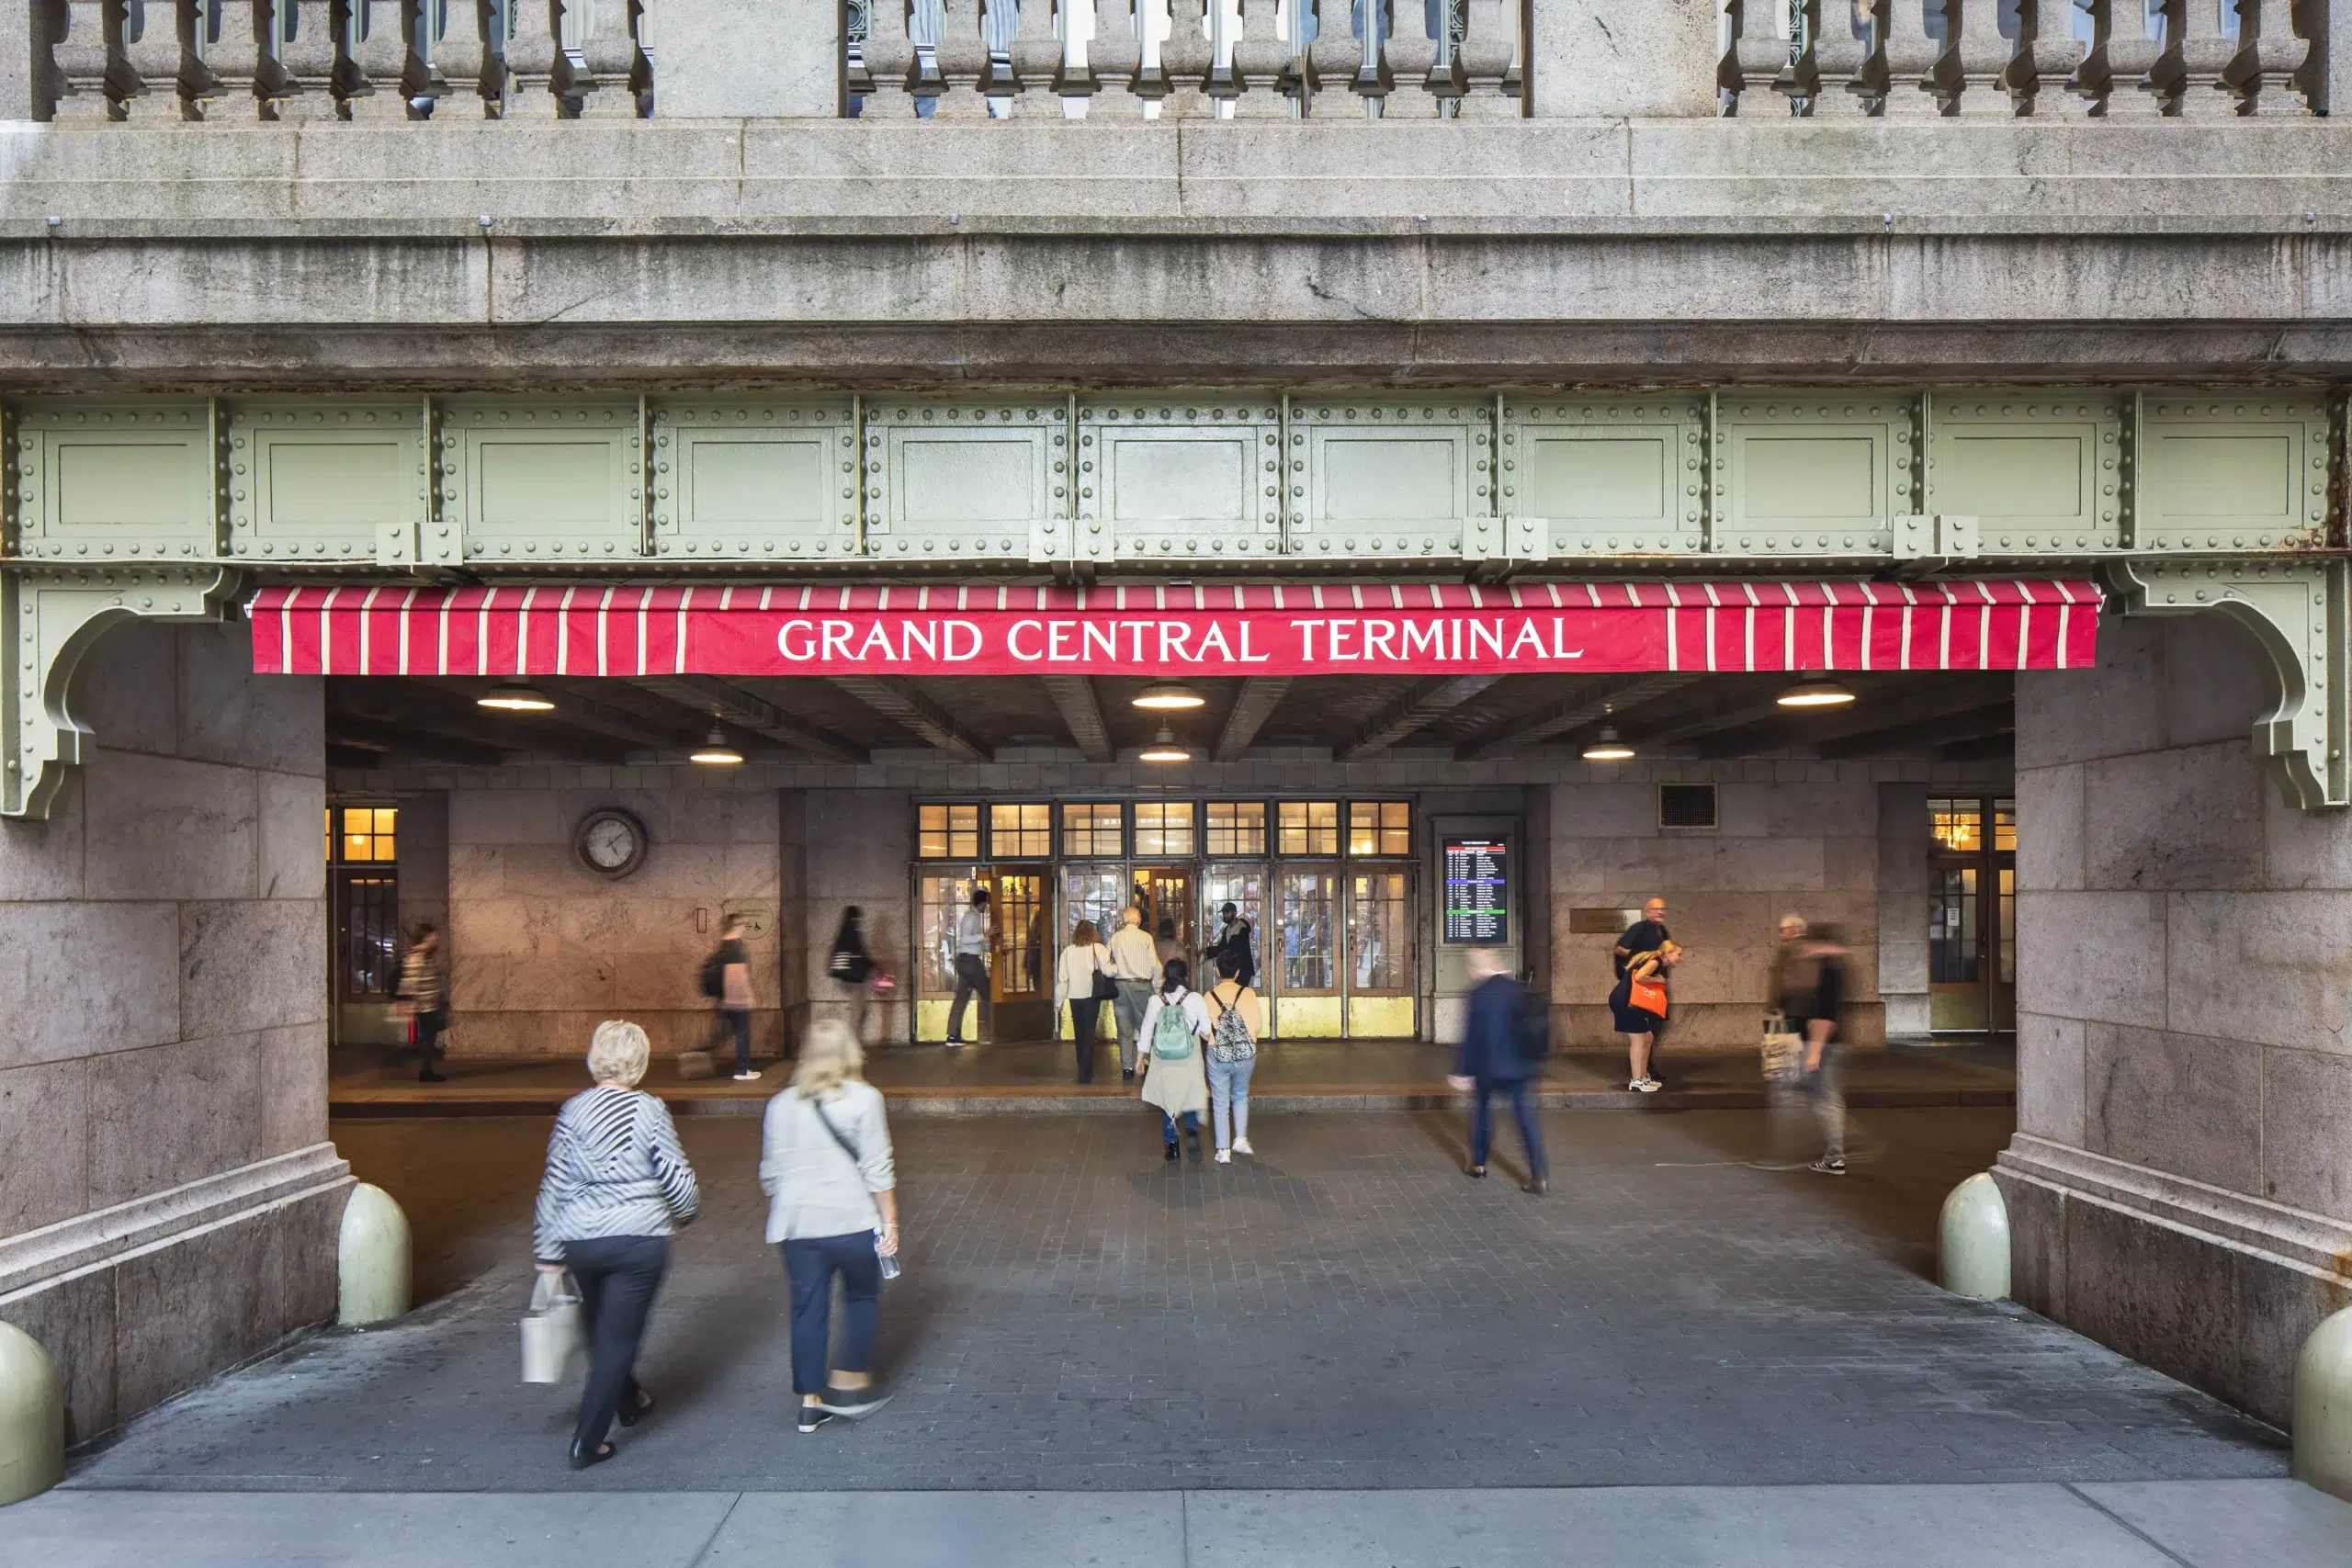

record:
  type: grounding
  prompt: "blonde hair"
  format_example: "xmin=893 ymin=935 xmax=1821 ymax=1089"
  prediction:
xmin=587 ymin=1020 xmax=650 ymax=1087
xmin=792 ymin=1017 xmax=865 ymax=1098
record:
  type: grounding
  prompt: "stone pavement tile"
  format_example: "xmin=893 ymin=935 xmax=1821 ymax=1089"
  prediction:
xmin=699 ymin=1491 xmax=1184 ymax=1568
xmin=1185 ymin=1485 xmax=2181 ymax=1568
xmin=2074 ymin=1479 xmax=2352 ymax=1568
xmin=0 ymin=1491 xmax=736 ymax=1568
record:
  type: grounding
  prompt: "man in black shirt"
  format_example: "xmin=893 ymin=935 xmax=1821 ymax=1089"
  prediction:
xmin=1799 ymin=922 xmax=1849 ymax=1176
xmin=1208 ymin=902 xmax=1256 ymax=989
xmin=1611 ymin=897 xmax=1677 ymax=1093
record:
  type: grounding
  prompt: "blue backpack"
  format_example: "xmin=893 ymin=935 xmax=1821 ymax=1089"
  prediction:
xmin=1151 ymin=993 xmax=1196 ymax=1061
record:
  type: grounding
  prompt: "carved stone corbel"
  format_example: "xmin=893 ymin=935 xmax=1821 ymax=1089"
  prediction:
xmin=3 ymin=565 xmax=246 ymax=819
xmin=2105 ymin=557 xmax=2349 ymax=812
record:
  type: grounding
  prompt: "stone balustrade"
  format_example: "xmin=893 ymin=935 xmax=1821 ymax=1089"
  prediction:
xmin=1724 ymin=0 xmax=2324 ymax=118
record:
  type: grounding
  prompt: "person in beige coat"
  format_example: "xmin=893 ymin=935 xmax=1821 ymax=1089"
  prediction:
xmin=1137 ymin=958 xmax=1211 ymax=1162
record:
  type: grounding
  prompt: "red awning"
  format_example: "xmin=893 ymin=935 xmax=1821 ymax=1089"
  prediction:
xmin=250 ymin=579 xmax=2102 ymax=679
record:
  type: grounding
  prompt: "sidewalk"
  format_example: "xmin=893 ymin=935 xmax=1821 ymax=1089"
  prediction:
xmin=331 ymin=1040 xmax=2016 ymax=1117
xmin=15 ymin=1481 xmax=2352 ymax=1567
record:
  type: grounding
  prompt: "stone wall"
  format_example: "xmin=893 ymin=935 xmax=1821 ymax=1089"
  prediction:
xmin=0 ymin=620 xmax=350 ymax=1446
xmin=443 ymin=786 xmax=786 ymax=1059
xmin=1548 ymin=776 xmax=1895 ymax=1051
xmin=1998 ymin=615 xmax=2352 ymax=1427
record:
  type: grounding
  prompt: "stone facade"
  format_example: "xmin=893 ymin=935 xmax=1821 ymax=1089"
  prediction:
xmin=0 ymin=620 xmax=350 ymax=1446
xmin=1998 ymin=615 xmax=2352 ymax=1427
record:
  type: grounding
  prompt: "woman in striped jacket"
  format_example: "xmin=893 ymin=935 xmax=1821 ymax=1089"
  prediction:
xmin=533 ymin=1020 xmax=700 ymax=1470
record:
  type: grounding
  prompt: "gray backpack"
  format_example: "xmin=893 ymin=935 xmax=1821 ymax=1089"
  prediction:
xmin=1206 ymin=985 xmax=1257 ymax=1064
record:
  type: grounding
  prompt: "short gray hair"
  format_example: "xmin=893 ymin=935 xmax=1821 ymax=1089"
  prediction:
xmin=792 ymin=1017 xmax=865 ymax=1098
xmin=587 ymin=1019 xmax=650 ymax=1087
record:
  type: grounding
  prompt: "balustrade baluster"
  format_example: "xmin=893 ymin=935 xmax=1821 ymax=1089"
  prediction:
xmin=1162 ymin=0 xmax=1209 ymax=114
xmin=1808 ymin=1 xmax=1878 ymax=116
xmin=1880 ymin=0 xmax=1949 ymax=113
xmin=264 ymin=0 xmax=339 ymax=118
xmin=1345 ymin=0 xmax=1392 ymax=116
xmin=2234 ymin=0 xmax=2309 ymax=112
xmin=119 ymin=0 xmax=186 ymax=117
xmin=1417 ymin=0 xmax=1464 ymax=113
xmin=1127 ymin=0 xmax=1171 ymax=112
xmin=1052 ymin=0 xmax=1099 ymax=112
xmin=1202 ymin=0 xmax=1245 ymax=114
xmin=52 ymin=0 xmax=129 ymax=118
xmin=175 ymin=0 xmax=231 ymax=118
xmin=933 ymin=0 xmax=988 ymax=115
xmin=339 ymin=0 xmax=414 ymax=117
xmin=2102 ymin=0 xmax=2174 ymax=114
xmin=2173 ymin=0 xmax=2239 ymax=113
xmin=554 ymin=0 xmax=635 ymax=115
xmin=2028 ymin=0 xmax=2090 ymax=115
xmin=1229 ymin=0 xmax=1287 ymax=113
xmin=978 ymin=0 xmax=1018 ymax=111
xmin=1721 ymin=0 xmax=1791 ymax=116
xmin=191 ymin=0 xmax=265 ymax=118
xmin=1305 ymin=0 xmax=1352 ymax=113
xmin=1453 ymin=0 xmax=1511 ymax=116
xmin=1010 ymin=0 xmax=1061 ymax=112
xmin=858 ymin=0 xmax=920 ymax=115
xmin=501 ymin=0 xmax=560 ymax=115
xmin=413 ymin=0 xmax=492 ymax=117
xmin=1951 ymin=0 xmax=2020 ymax=113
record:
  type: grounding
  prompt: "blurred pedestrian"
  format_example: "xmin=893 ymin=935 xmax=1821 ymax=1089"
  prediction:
xmin=1106 ymin=905 xmax=1159 ymax=1083
xmin=1054 ymin=919 xmax=1115 ymax=1084
xmin=1797 ymin=922 xmax=1850 ymax=1176
xmin=760 ymin=1019 xmax=899 ymax=1433
xmin=1448 ymin=947 xmax=1548 ymax=1194
xmin=1202 ymin=950 xmax=1263 ymax=1164
xmin=1611 ymin=897 xmax=1678 ymax=1093
xmin=1206 ymin=901 xmax=1256 ymax=987
xmin=1138 ymin=957 xmax=1210 ymax=1162
xmin=708 ymin=915 xmax=758 ymax=1081
xmin=394 ymin=920 xmax=447 ymax=1084
xmin=1155 ymin=915 xmax=1188 ymax=977
xmin=533 ymin=1020 xmax=698 ymax=1469
xmin=944 ymin=886 xmax=990 ymax=1047
xmin=827 ymin=906 xmax=876 ymax=1043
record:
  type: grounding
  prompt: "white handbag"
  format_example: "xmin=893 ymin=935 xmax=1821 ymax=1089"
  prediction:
xmin=520 ymin=1270 xmax=584 ymax=1384
xmin=1760 ymin=1013 xmax=1804 ymax=1086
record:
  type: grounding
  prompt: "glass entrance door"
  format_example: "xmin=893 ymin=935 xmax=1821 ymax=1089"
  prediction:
xmin=1131 ymin=865 xmax=1196 ymax=981
xmin=991 ymin=867 xmax=1051 ymax=1042
xmin=1276 ymin=867 xmax=1340 ymax=1036
xmin=1928 ymin=797 xmax=2017 ymax=1035
xmin=1198 ymin=863 xmax=1268 ymax=1027
xmin=913 ymin=868 xmax=981 ymax=1042
xmin=1347 ymin=868 xmax=1416 ymax=1038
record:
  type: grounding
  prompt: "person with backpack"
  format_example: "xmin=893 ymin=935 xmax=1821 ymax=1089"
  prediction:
xmin=700 ymin=916 xmax=758 ymax=1082
xmin=827 ymin=906 xmax=876 ymax=1043
xmin=1447 ymin=946 xmax=1548 ymax=1195
xmin=1136 ymin=957 xmax=1211 ymax=1162
xmin=1200 ymin=951 xmax=1264 ymax=1164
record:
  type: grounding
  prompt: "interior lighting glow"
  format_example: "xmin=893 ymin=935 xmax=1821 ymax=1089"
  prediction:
xmin=1138 ymin=725 xmax=1192 ymax=763
xmin=690 ymin=725 xmax=744 ymax=766
xmin=478 ymin=677 xmax=555 ymax=712
xmin=1581 ymin=727 xmax=1634 ymax=761
xmin=1133 ymin=682 xmax=1207 ymax=711
xmin=1777 ymin=679 xmax=1858 ymax=708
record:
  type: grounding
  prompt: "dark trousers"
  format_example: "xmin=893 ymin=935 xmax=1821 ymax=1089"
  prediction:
xmin=562 ymin=1235 xmax=671 ymax=1450
xmin=782 ymin=1233 xmax=883 ymax=1397
xmin=946 ymin=954 xmax=989 ymax=1041
xmin=1160 ymin=1110 xmax=1200 ymax=1144
xmin=1470 ymin=1077 xmax=1547 ymax=1181
xmin=1069 ymin=998 xmax=1103 ymax=1082
xmin=413 ymin=1010 xmax=446 ymax=1080
xmin=712 ymin=1007 xmax=751 ymax=1073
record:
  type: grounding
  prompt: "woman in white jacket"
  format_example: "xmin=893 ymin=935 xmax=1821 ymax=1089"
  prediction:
xmin=1052 ymin=919 xmax=1114 ymax=1084
xmin=1137 ymin=959 xmax=1212 ymax=1162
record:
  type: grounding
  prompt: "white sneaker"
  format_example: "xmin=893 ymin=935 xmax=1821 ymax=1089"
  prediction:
xmin=733 ymin=1070 xmax=763 ymax=1082
xmin=1233 ymin=1137 xmax=1254 ymax=1156
xmin=1633 ymin=1077 xmax=1661 ymax=1094
xmin=1215 ymin=1149 xmax=1231 ymax=1165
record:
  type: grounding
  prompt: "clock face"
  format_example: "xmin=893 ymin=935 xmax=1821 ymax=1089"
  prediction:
xmin=574 ymin=810 xmax=647 ymax=877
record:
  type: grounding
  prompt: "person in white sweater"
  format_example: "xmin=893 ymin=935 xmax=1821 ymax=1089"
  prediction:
xmin=1051 ymin=919 xmax=1115 ymax=1084
xmin=759 ymin=1019 xmax=900 ymax=1434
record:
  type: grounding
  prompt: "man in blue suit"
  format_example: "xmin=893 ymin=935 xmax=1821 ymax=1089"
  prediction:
xmin=1448 ymin=947 xmax=1548 ymax=1196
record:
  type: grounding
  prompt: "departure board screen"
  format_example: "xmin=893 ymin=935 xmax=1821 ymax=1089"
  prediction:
xmin=1442 ymin=838 xmax=1510 ymax=944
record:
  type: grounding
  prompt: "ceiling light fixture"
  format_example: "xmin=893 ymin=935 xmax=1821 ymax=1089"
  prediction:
xmin=478 ymin=677 xmax=555 ymax=712
xmin=1133 ymin=682 xmax=1206 ymax=711
xmin=1777 ymin=678 xmax=1857 ymax=708
xmin=689 ymin=725 xmax=744 ymax=766
xmin=1138 ymin=725 xmax=1192 ymax=763
xmin=1581 ymin=726 xmax=1634 ymax=761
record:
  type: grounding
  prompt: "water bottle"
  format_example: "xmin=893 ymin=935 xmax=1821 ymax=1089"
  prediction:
xmin=876 ymin=1228 xmax=902 ymax=1280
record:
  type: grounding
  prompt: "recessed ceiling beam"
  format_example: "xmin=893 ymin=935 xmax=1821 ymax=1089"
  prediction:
xmin=334 ymin=686 xmax=628 ymax=762
xmin=1039 ymin=675 xmax=1114 ymax=763
xmin=1818 ymin=703 xmax=2017 ymax=760
xmin=829 ymin=675 xmax=990 ymax=761
xmin=325 ymin=714 xmax=511 ymax=767
xmin=1215 ymin=677 xmax=1292 ymax=761
xmin=1339 ymin=674 xmax=1504 ymax=760
xmin=633 ymin=674 xmax=868 ymax=762
xmin=1453 ymin=673 xmax=1699 ymax=761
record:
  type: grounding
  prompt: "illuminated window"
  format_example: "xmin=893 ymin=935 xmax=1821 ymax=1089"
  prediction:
xmin=1929 ymin=797 xmax=1982 ymax=853
xmin=1993 ymin=798 xmax=2017 ymax=854
xmin=1135 ymin=800 xmax=1195 ymax=857
xmin=334 ymin=806 xmax=398 ymax=864
xmin=1348 ymin=800 xmax=1411 ymax=857
xmin=1205 ymin=801 xmax=1267 ymax=857
xmin=1062 ymin=803 xmax=1124 ymax=858
xmin=1277 ymin=800 xmax=1340 ymax=856
xmin=989 ymin=803 xmax=1052 ymax=859
xmin=917 ymin=804 xmax=980 ymax=860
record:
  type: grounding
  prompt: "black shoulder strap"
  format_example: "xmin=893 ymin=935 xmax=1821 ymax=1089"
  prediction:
xmin=810 ymin=1096 xmax=862 ymax=1168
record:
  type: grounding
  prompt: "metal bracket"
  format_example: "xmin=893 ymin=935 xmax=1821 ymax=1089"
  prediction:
xmin=2106 ymin=556 xmax=2349 ymax=811
xmin=3 ymin=564 xmax=245 ymax=819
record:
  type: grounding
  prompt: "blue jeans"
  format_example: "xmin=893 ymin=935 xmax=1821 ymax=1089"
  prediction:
xmin=720 ymin=1007 xmax=751 ymax=1074
xmin=1207 ymin=1054 xmax=1256 ymax=1150
xmin=1471 ymin=1077 xmax=1546 ymax=1181
xmin=781 ymin=1232 xmax=883 ymax=1396
xmin=1160 ymin=1110 xmax=1200 ymax=1145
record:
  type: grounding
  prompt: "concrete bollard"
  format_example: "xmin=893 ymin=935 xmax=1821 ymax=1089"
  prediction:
xmin=1938 ymin=1171 xmax=2012 ymax=1300
xmin=0 ymin=1320 xmax=65 ymax=1506
xmin=2294 ymin=1304 xmax=2352 ymax=1503
xmin=338 ymin=1182 xmax=413 ymax=1326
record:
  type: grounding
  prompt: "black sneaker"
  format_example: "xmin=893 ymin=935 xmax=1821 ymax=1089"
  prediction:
xmin=815 ymin=1390 xmax=894 ymax=1420
xmin=797 ymin=1404 xmax=833 ymax=1433
xmin=1123 ymin=1068 xmax=1136 ymax=1082
xmin=1163 ymin=1141 xmax=1180 ymax=1163
xmin=1809 ymin=1156 xmax=1847 ymax=1177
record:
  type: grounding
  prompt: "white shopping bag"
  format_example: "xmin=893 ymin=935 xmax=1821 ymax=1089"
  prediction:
xmin=1760 ymin=1012 xmax=1804 ymax=1086
xmin=521 ymin=1270 xmax=583 ymax=1384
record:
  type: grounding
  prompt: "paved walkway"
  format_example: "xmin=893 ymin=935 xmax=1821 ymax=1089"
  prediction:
xmin=16 ymin=1480 xmax=2352 ymax=1567
xmin=69 ymin=1106 xmax=2276 ymax=1495
xmin=331 ymin=1041 xmax=2017 ymax=1116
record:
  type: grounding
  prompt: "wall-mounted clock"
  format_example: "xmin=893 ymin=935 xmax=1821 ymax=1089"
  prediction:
xmin=574 ymin=808 xmax=649 ymax=879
